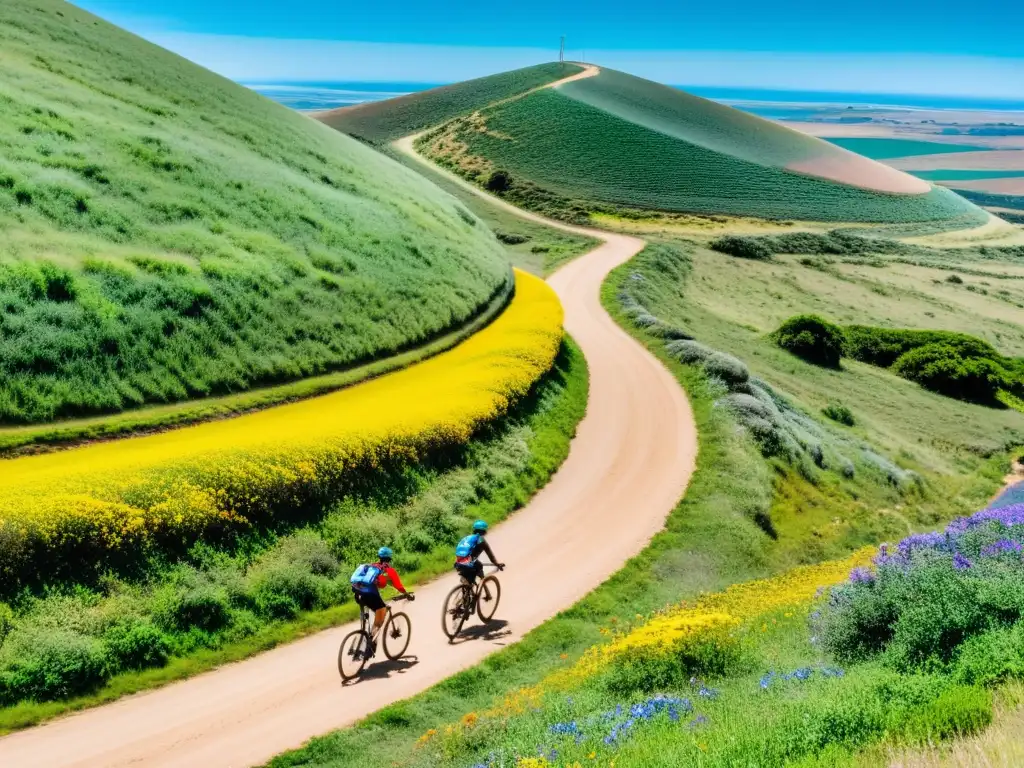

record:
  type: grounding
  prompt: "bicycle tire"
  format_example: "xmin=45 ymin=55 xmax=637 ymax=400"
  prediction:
xmin=442 ymin=584 xmax=470 ymax=640
xmin=383 ymin=612 xmax=412 ymax=659
xmin=338 ymin=629 xmax=371 ymax=681
xmin=476 ymin=575 xmax=502 ymax=622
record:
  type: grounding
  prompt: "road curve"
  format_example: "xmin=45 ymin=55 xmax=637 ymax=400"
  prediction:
xmin=0 ymin=111 xmax=696 ymax=768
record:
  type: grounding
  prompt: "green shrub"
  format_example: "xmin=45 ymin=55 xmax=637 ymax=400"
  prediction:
xmin=603 ymin=630 xmax=746 ymax=694
xmin=0 ymin=603 xmax=13 ymax=645
xmin=773 ymin=315 xmax=845 ymax=368
xmin=486 ymin=170 xmax=512 ymax=193
xmin=665 ymin=339 xmax=713 ymax=365
xmin=494 ymin=231 xmax=528 ymax=245
xmin=892 ymin=343 xmax=1011 ymax=404
xmin=152 ymin=581 xmax=232 ymax=632
xmin=844 ymin=326 xmax=1000 ymax=369
xmin=822 ymin=402 xmax=855 ymax=426
xmin=0 ymin=629 xmax=107 ymax=703
xmin=820 ymin=582 xmax=899 ymax=663
xmin=710 ymin=236 xmax=773 ymax=260
xmin=901 ymin=684 xmax=992 ymax=742
xmin=952 ymin=623 xmax=1024 ymax=686
xmin=946 ymin=274 xmax=964 ymax=284
xmin=103 ymin=618 xmax=171 ymax=671
xmin=703 ymin=351 xmax=750 ymax=386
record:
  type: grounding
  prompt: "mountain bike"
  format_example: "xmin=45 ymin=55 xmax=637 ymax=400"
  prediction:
xmin=441 ymin=563 xmax=504 ymax=641
xmin=338 ymin=593 xmax=413 ymax=681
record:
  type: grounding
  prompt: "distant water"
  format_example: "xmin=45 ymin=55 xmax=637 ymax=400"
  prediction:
xmin=245 ymin=81 xmax=1024 ymax=116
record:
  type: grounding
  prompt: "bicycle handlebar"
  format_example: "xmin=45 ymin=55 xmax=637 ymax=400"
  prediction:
xmin=484 ymin=563 xmax=506 ymax=570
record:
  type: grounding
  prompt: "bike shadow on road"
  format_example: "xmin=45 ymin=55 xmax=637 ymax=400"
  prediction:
xmin=343 ymin=656 xmax=421 ymax=686
xmin=449 ymin=619 xmax=512 ymax=647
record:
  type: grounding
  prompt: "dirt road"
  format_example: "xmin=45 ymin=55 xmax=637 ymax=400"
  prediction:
xmin=0 ymin=83 xmax=696 ymax=768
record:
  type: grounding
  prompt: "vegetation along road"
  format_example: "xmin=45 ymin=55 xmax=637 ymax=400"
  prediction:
xmin=0 ymin=75 xmax=697 ymax=768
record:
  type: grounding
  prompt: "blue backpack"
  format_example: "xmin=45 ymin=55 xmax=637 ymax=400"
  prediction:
xmin=350 ymin=563 xmax=382 ymax=590
xmin=455 ymin=534 xmax=480 ymax=559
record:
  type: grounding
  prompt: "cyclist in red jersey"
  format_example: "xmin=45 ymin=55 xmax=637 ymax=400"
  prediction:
xmin=351 ymin=547 xmax=413 ymax=644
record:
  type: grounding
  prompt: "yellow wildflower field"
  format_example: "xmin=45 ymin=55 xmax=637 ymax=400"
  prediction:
xmin=0 ymin=270 xmax=563 ymax=577
xmin=488 ymin=548 xmax=874 ymax=716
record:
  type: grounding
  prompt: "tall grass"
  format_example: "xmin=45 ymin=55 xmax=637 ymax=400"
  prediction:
xmin=0 ymin=0 xmax=508 ymax=423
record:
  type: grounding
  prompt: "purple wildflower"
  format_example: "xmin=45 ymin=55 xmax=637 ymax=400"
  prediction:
xmin=849 ymin=567 xmax=875 ymax=584
xmin=980 ymin=539 xmax=1024 ymax=558
xmin=953 ymin=552 xmax=972 ymax=571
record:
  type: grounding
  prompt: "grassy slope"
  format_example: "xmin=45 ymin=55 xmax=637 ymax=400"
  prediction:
xmin=0 ymin=336 xmax=588 ymax=730
xmin=383 ymin=146 xmax=600 ymax=276
xmin=0 ymin=0 xmax=508 ymax=423
xmin=421 ymin=67 xmax=984 ymax=224
xmin=0 ymin=271 xmax=513 ymax=456
xmin=264 ymin=252 xmax=1007 ymax=767
xmin=662 ymin=238 xmax=1024 ymax=469
xmin=316 ymin=63 xmax=582 ymax=144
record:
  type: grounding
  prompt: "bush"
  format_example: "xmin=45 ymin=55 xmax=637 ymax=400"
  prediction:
xmin=665 ymin=339 xmax=713 ymax=365
xmin=892 ymin=343 xmax=1011 ymax=404
xmin=773 ymin=315 xmax=845 ymax=368
xmin=247 ymin=534 xmax=343 ymax=619
xmin=703 ymin=351 xmax=750 ymax=386
xmin=603 ymin=630 xmax=745 ymax=694
xmin=952 ymin=623 xmax=1024 ymax=686
xmin=103 ymin=618 xmax=171 ymax=671
xmin=0 ymin=603 xmax=13 ymax=645
xmin=0 ymin=629 xmax=107 ymax=703
xmin=152 ymin=581 xmax=232 ymax=633
xmin=494 ymin=231 xmax=528 ymax=245
xmin=485 ymin=170 xmax=512 ymax=193
xmin=901 ymin=685 xmax=992 ymax=742
xmin=844 ymin=326 xmax=1001 ymax=369
xmin=709 ymin=236 xmax=773 ymax=260
xmin=822 ymin=402 xmax=855 ymax=426
xmin=946 ymin=274 xmax=964 ymax=284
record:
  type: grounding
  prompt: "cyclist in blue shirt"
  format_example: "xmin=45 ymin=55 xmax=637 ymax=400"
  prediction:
xmin=454 ymin=520 xmax=503 ymax=584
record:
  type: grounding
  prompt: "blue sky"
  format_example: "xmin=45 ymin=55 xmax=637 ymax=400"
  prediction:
xmin=78 ymin=0 xmax=1024 ymax=96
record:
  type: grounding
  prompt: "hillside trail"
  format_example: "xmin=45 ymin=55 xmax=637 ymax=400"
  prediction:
xmin=0 ymin=67 xmax=697 ymax=768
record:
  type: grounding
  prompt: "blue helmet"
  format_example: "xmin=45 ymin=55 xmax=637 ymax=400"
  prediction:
xmin=472 ymin=520 xmax=488 ymax=533
xmin=377 ymin=546 xmax=394 ymax=560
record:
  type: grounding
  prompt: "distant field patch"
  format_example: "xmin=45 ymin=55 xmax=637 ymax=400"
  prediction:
xmin=826 ymin=137 xmax=992 ymax=159
xmin=910 ymin=169 xmax=1024 ymax=181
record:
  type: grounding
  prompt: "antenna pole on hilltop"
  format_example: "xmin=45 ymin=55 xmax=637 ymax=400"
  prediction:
xmin=559 ymin=35 xmax=565 ymax=64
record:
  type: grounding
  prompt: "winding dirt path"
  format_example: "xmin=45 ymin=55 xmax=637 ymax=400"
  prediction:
xmin=0 ymin=82 xmax=696 ymax=768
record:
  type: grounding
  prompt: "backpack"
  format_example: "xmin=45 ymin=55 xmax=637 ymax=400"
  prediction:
xmin=455 ymin=534 xmax=480 ymax=559
xmin=350 ymin=563 xmax=382 ymax=590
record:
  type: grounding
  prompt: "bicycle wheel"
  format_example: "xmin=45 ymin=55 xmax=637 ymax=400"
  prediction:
xmin=476 ymin=575 xmax=502 ymax=622
xmin=442 ymin=585 xmax=470 ymax=640
xmin=338 ymin=630 xmax=372 ymax=681
xmin=382 ymin=612 xmax=412 ymax=659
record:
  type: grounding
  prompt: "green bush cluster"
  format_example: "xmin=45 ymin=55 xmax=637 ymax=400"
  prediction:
xmin=773 ymin=316 xmax=1024 ymax=405
xmin=772 ymin=315 xmax=846 ymax=369
xmin=709 ymin=236 xmax=773 ymax=260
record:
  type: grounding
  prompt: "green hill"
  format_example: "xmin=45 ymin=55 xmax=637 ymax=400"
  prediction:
xmin=0 ymin=0 xmax=509 ymax=424
xmin=418 ymin=66 xmax=987 ymax=225
xmin=316 ymin=62 xmax=582 ymax=144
